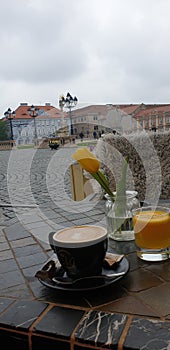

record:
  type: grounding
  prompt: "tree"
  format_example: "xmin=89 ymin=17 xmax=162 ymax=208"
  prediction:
xmin=0 ymin=120 xmax=8 ymax=140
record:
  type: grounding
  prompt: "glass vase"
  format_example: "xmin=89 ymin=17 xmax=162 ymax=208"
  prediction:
xmin=105 ymin=191 xmax=140 ymax=241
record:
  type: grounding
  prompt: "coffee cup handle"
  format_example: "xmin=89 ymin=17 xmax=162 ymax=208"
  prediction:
xmin=49 ymin=231 xmax=55 ymax=251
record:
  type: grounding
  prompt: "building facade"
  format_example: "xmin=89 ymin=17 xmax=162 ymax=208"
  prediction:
xmin=72 ymin=103 xmax=170 ymax=136
xmin=3 ymin=103 xmax=69 ymax=145
xmin=132 ymin=104 xmax=170 ymax=132
xmin=2 ymin=102 xmax=170 ymax=145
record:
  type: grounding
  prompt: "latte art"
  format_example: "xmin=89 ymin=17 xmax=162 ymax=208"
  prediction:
xmin=53 ymin=225 xmax=107 ymax=248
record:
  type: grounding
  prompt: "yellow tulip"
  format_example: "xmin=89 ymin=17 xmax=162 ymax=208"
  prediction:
xmin=72 ymin=147 xmax=114 ymax=197
xmin=71 ymin=147 xmax=129 ymax=204
xmin=72 ymin=147 xmax=100 ymax=173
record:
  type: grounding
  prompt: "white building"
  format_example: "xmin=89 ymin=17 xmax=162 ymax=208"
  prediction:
xmin=4 ymin=103 xmax=69 ymax=145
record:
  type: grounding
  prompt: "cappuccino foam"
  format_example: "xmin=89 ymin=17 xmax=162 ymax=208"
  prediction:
xmin=53 ymin=225 xmax=107 ymax=248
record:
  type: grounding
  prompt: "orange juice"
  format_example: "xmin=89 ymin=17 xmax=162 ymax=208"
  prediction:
xmin=133 ymin=210 xmax=170 ymax=249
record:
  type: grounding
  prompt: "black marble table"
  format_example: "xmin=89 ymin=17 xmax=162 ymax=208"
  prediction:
xmin=0 ymin=201 xmax=170 ymax=350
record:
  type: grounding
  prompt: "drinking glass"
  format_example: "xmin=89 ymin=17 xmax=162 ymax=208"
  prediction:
xmin=132 ymin=206 xmax=170 ymax=261
xmin=105 ymin=191 xmax=140 ymax=241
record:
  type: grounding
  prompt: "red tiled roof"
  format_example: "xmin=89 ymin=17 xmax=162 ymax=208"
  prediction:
xmin=14 ymin=104 xmax=65 ymax=120
xmin=134 ymin=104 xmax=170 ymax=117
xmin=3 ymin=103 xmax=170 ymax=122
xmin=73 ymin=105 xmax=108 ymax=116
xmin=119 ymin=104 xmax=141 ymax=114
xmin=73 ymin=104 xmax=141 ymax=116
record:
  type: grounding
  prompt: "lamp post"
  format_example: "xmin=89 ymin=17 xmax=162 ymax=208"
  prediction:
xmin=4 ymin=108 xmax=16 ymax=140
xmin=27 ymin=105 xmax=39 ymax=146
xmin=59 ymin=93 xmax=78 ymax=135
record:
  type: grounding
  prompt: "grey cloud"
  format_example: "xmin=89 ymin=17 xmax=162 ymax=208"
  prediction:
xmin=1 ymin=0 xmax=170 ymax=115
xmin=0 ymin=1 xmax=90 ymax=83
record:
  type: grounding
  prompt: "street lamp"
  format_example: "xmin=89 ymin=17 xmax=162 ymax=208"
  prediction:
xmin=4 ymin=108 xmax=16 ymax=140
xmin=27 ymin=105 xmax=39 ymax=146
xmin=59 ymin=93 xmax=78 ymax=135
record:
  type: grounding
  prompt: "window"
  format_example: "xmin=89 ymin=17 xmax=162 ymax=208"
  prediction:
xmin=94 ymin=125 xmax=98 ymax=130
xmin=151 ymin=117 xmax=156 ymax=126
xmin=159 ymin=117 xmax=163 ymax=124
xmin=166 ymin=116 xmax=170 ymax=124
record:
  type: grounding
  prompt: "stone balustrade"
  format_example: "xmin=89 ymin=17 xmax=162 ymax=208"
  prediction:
xmin=0 ymin=140 xmax=16 ymax=150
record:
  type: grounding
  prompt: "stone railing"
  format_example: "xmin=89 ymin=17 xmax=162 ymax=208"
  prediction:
xmin=94 ymin=131 xmax=170 ymax=201
xmin=0 ymin=140 xmax=16 ymax=150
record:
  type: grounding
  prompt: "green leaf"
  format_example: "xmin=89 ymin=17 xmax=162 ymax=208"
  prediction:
xmin=116 ymin=156 xmax=129 ymax=198
xmin=114 ymin=156 xmax=129 ymax=217
xmin=91 ymin=170 xmax=114 ymax=197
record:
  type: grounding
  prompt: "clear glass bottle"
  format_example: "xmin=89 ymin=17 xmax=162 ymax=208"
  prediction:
xmin=105 ymin=191 xmax=140 ymax=241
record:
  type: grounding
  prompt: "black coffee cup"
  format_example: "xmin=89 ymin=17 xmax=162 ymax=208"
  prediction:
xmin=49 ymin=225 xmax=108 ymax=279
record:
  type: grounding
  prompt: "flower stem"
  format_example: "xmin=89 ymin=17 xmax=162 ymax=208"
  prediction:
xmin=91 ymin=170 xmax=114 ymax=198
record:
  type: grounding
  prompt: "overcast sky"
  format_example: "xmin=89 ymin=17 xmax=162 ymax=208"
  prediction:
xmin=1 ymin=0 xmax=170 ymax=117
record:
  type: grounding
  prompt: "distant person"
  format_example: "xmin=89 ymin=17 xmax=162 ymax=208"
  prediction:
xmin=93 ymin=131 xmax=97 ymax=139
xmin=79 ymin=132 xmax=84 ymax=141
xmin=151 ymin=127 xmax=157 ymax=132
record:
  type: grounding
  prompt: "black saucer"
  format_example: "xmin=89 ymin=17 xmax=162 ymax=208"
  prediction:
xmin=35 ymin=252 xmax=129 ymax=291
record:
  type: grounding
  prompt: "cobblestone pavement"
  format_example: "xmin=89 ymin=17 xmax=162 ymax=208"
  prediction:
xmin=0 ymin=147 xmax=105 ymax=247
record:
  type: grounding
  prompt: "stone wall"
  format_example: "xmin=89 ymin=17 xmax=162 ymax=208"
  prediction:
xmin=94 ymin=131 xmax=170 ymax=202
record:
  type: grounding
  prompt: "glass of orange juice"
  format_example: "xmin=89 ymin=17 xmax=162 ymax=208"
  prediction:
xmin=132 ymin=206 xmax=170 ymax=261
